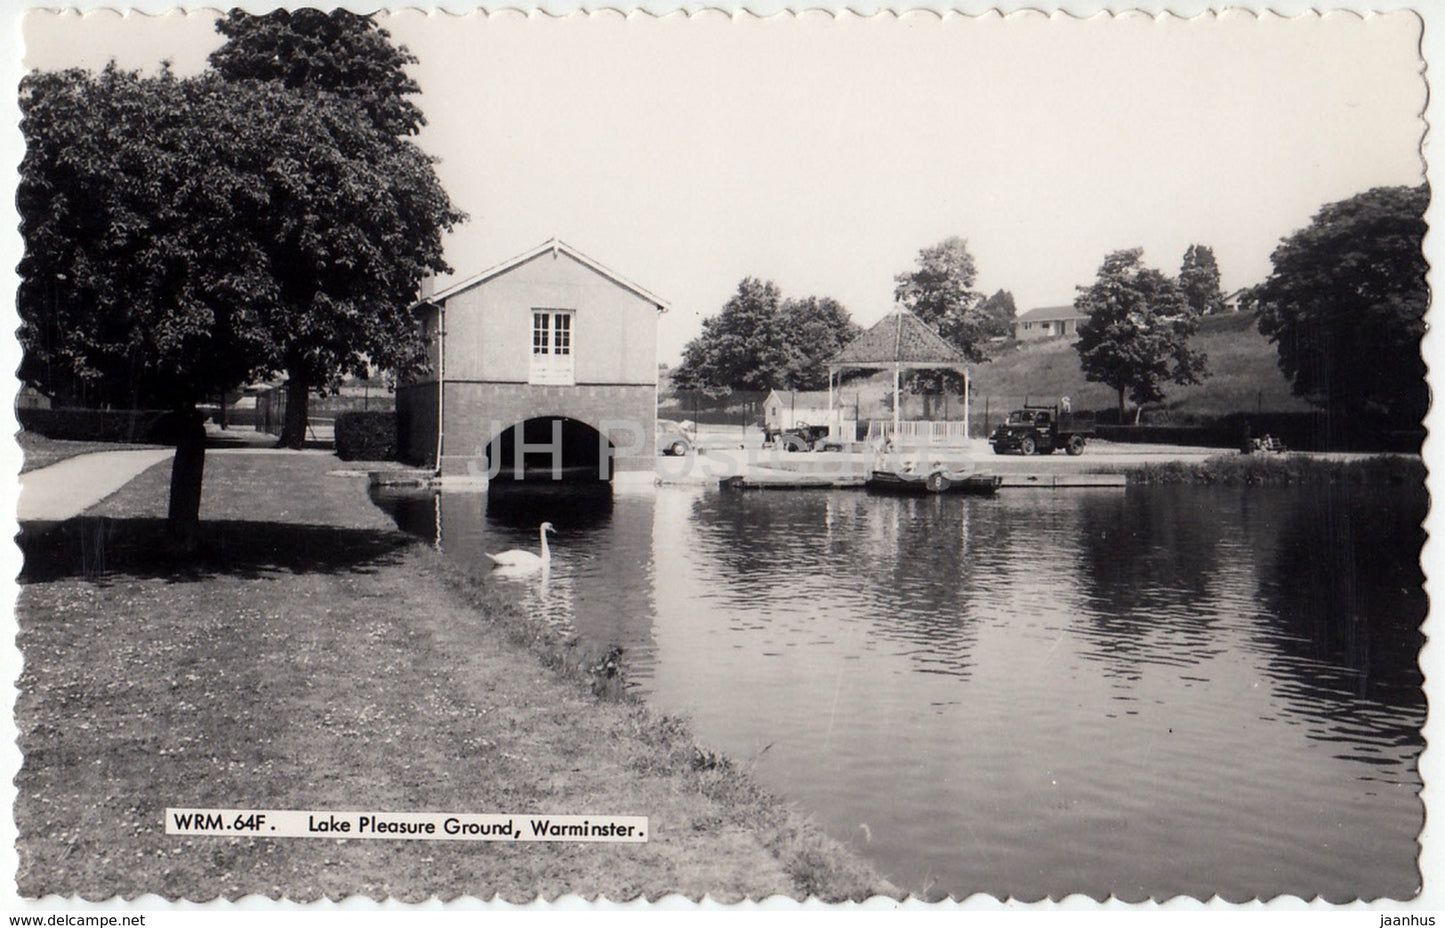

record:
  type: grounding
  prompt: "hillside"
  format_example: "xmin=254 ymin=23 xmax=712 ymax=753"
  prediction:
xmin=973 ymin=310 xmax=1311 ymax=422
xmin=662 ymin=311 xmax=1315 ymax=432
xmin=830 ymin=310 xmax=1313 ymax=428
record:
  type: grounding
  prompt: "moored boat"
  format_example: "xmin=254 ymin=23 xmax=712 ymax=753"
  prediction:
xmin=865 ymin=468 xmax=1002 ymax=495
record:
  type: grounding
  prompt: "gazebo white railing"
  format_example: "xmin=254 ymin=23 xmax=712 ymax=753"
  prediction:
xmin=865 ymin=419 xmax=972 ymax=445
xmin=827 ymin=306 xmax=972 ymax=448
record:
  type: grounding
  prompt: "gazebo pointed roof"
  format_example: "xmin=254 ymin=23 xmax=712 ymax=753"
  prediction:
xmin=828 ymin=307 xmax=969 ymax=368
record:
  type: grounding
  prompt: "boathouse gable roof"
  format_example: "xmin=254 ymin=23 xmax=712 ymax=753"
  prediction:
xmin=418 ymin=238 xmax=670 ymax=312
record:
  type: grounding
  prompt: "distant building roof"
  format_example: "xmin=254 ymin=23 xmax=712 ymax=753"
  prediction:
xmin=417 ymin=238 xmax=670 ymax=312
xmin=828 ymin=308 xmax=969 ymax=368
xmin=764 ymin=389 xmax=833 ymax=407
xmin=1015 ymin=304 xmax=1087 ymax=324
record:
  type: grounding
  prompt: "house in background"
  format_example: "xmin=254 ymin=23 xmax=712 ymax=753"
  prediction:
xmin=398 ymin=238 xmax=667 ymax=485
xmin=1012 ymin=304 xmax=1089 ymax=341
xmin=763 ymin=389 xmax=858 ymax=437
xmin=1222 ymin=288 xmax=1250 ymax=313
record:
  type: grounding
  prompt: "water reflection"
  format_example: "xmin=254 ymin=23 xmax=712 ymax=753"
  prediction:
xmin=373 ymin=485 xmax=659 ymax=681
xmin=483 ymin=482 xmax=614 ymax=530
xmin=1256 ymin=484 xmax=1426 ymax=707
xmin=1250 ymin=485 xmax=1426 ymax=791
xmin=372 ymin=481 xmax=1424 ymax=901
xmin=1072 ymin=490 xmax=1228 ymax=683
xmin=684 ymin=491 xmax=990 ymax=678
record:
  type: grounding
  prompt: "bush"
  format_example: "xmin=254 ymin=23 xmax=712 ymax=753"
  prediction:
xmin=334 ymin=411 xmax=397 ymax=461
xmin=1127 ymin=453 xmax=1425 ymax=487
xmin=1096 ymin=411 xmax=1420 ymax=453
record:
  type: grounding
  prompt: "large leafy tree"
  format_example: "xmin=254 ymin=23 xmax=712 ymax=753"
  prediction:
xmin=19 ymin=67 xmax=288 ymax=545
xmin=892 ymin=237 xmax=996 ymax=406
xmin=893 ymin=237 xmax=991 ymax=364
xmin=1250 ymin=185 xmax=1428 ymax=431
xmin=210 ymin=8 xmax=424 ymax=137
xmin=1074 ymin=248 xmax=1208 ymax=422
xmin=978 ymin=289 xmax=1018 ymax=339
xmin=1179 ymin=244 xmax=1226 ymax=316
xmin=672 ymin=280 xmax=860 ymax=392
xmin=19 ymin=27 xmax=463 ymax=546
xmin=778 ymin=296 xmax=862 ymax=390
xmin=208 ymin=10 xmax=463 ymax=448
xmin=673 ymin=279 xmax=789 ymax=392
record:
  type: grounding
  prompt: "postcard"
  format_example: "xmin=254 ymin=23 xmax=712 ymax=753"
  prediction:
xmin=6 ymin=1 xmax=1438 ymax=920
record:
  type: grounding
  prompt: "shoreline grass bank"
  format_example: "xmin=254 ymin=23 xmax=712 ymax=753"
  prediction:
xmin=15 ymin=452 xmax=894 ymax=902
xmin=17 ymin=430 xmax=166 ymax=473
xmin=1118 ymin=453 xmax=1425 ymax=486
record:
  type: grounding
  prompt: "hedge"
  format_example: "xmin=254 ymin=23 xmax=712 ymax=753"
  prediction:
xmin=16 ymin=407 xmax=177 ymax=443
xmin=1095 ymin=411 xmax=1423 ymax=454
xmin=334 ymin=411 xmax=397 ymax=461
xmin=306 ymin=394 xmax=396 ymax=415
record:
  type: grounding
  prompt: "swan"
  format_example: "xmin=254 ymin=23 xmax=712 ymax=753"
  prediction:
xmin=485 ymin=522 xmax=554 ymax=570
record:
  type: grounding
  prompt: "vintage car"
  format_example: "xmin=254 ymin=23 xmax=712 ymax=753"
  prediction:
xmin=656 ymin=418 xmax=697 ymax=456
xmin=763 ymin=422 xmax=844 ymax=452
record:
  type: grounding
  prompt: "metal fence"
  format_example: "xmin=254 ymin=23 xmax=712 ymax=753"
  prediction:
xmin=658 ymin=389 xmax=769 ymax=428
xmin=252 ymin=384 xmax=390 ymax=442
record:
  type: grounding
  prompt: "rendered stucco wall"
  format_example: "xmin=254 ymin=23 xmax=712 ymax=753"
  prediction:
xmin=441 ymin=251 xmax=658 ymax=386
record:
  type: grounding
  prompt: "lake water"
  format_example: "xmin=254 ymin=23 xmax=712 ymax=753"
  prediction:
xmin=373 ymin=480 xmax=1426 ymax=901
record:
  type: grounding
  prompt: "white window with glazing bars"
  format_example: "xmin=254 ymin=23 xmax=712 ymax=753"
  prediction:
xmin=530 ymin=309 xmax=575 ymax=385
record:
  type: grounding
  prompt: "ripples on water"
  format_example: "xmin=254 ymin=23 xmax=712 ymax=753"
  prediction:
xmin=373 ymin=480 xmax=1425 ymax=902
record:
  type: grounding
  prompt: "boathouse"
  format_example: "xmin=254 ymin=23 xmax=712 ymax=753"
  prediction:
xmin=398 ymin=239 xmax=667 ymax=484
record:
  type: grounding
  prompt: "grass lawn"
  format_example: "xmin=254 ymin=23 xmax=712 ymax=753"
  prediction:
xmin=17 ymin=431 xmax=167 ymax=473
xmin=15 ymin=452 xmax=888 ymax=902
xmin=968 ymin=314 xmax=1312 ymax=421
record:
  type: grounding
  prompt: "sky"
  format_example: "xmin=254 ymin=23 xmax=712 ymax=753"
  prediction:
xmin=19 ymin=6 xmax=1428 ymax=364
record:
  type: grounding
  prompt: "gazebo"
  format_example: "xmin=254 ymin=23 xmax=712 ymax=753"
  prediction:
xmin=827 ymin=306 xmax=972 ymax=445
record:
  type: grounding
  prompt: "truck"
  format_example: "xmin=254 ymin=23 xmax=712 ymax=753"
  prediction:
xmin=989 ymin=403 xmax=1096 ymax=455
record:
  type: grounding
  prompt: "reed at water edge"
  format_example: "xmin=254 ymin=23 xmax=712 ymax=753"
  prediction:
xmin=1121 ymin=453 xmax=1424 ymax=487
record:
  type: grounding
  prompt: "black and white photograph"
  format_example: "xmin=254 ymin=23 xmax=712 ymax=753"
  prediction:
xmin=4 ymin=0 xmax=1439 ymax=919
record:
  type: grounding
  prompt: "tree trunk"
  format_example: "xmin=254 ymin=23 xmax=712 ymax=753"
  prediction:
xmin=278 ymin=371 xmax=310 ymax=449
xmin=166 ymin=408 xmax=206 ymax=554
xmin=1117 ymin=388 xmax=1126 ymax=424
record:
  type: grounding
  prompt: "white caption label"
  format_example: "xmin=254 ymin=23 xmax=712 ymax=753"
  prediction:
xmin=165 ymin=808 xmax=648 ymax=842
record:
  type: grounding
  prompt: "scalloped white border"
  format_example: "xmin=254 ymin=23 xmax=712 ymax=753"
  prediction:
xmin=1 ymin=1 xmax=1436 ymax=921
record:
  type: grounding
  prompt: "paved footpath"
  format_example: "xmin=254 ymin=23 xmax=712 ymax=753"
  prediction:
xmin=18 ymin=448 xmax=176 ymax=522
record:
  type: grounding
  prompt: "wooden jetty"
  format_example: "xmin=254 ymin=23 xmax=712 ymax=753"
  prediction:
xmin=722 ymin=469 xmax=1127 ymax=490
xmin=721 ymin=469 xmax=867 ymax=490
xmin=369 ymin=468 xmax=437 ymax=488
